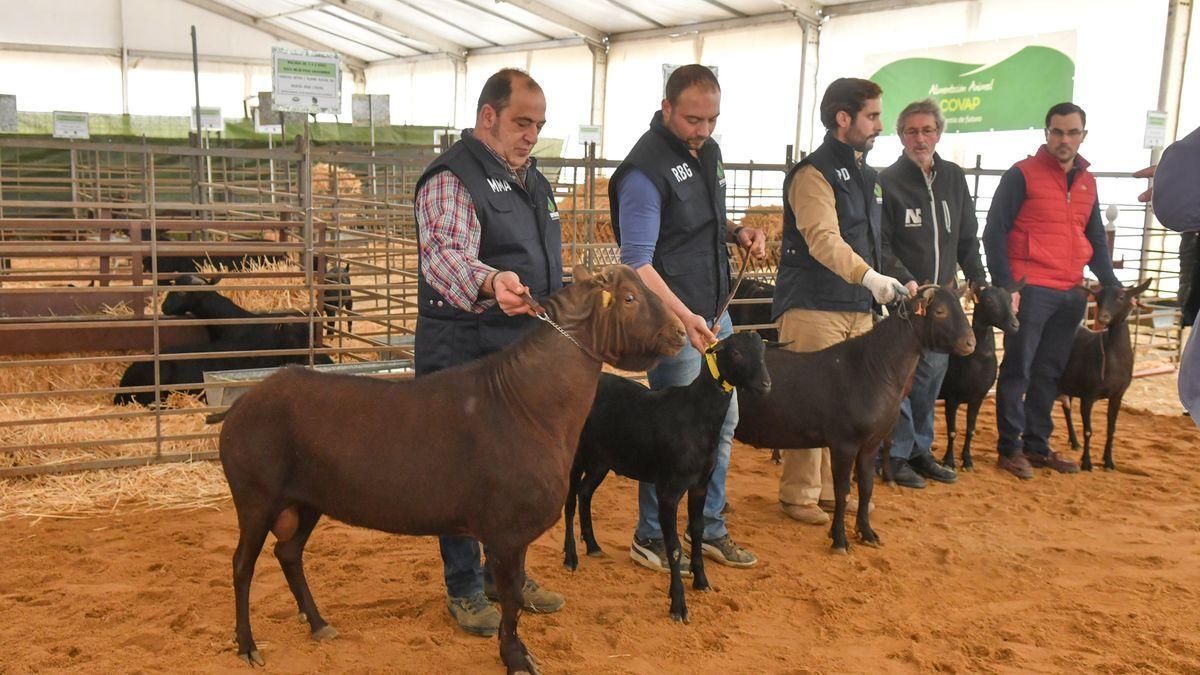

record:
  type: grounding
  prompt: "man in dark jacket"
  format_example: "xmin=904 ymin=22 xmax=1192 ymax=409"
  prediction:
xmin=414 ymin=68 xmax=565 ymax=636
xmin=983 ymin=102 xmax=1120 ymax=479
xmin=771 ymin=77 xmax=909 ymax=524
xmin=879 ymin=98 xmax=986 ymax=488
xmin=610 ymin=64 xmax=765 ymax=573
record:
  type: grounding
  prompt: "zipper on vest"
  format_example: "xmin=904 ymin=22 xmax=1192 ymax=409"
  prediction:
xmin=926 ymin=176 xmax=940 ymax=283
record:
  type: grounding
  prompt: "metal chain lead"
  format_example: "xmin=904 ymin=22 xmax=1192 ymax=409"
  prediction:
xmin=534 ymin=310 xmax=589 ymax=355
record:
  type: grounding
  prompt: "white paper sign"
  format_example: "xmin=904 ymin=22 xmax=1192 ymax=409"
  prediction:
xmin=191 ymin=106 xmax=224 ymax=132
xmin=52 ymin=111 xmax=89 ymax=139
xmin=0 ymin=95 xmax=16 ymax=133
xmin=254 ymin=109 xmax=282 ymax=134
xmin=1144 ymin=110 xmax=1168 ymax=149
xmin=352 ymin=94 xmax=390 ymax=127
xmin=577 ymin=124 xmax=601 ymax=144
xmin=272 ymin=47 xmax=342 ymax=115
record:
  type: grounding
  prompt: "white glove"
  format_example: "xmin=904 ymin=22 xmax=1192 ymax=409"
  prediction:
xmin=861 ymin=269 xmax=910 ymax=304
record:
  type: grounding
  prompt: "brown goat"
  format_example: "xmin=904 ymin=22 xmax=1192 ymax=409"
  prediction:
xmin=218 ymin=265 xmax=685 ymax=674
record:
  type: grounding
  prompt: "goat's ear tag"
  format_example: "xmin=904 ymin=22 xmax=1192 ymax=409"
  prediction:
xmin=601 ymin=290 xmax=613 ymax=307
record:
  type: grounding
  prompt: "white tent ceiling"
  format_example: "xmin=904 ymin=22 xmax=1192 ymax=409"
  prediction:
xmin=188 ymin=0 xmax=958 ymax=65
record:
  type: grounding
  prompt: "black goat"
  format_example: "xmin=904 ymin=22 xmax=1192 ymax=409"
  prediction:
xmin=563 ymin=331 xmax=770 ymax=623
xmin=1057 ymin=279 xmax=1153 ymax=471
xmin=938 ymin=280 xmax=1023 ymax=470
xmin=736 ymin=286 xmax=974 ymax=552
xmin=161 ymin=275 xmax=309 ymax=346
xmin=319 ymin=261 xmax=354 ymax=337
xmin=113 ymin=336 xmax=328 ymax=406
xmin=727 ymin=279 xmax=778 ymax=341
xmin=117 ymin=281 xmax=331 ymax=406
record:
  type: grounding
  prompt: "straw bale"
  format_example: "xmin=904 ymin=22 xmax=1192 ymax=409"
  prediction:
xmin=312 ymin=162 xmax=363 ymax=197
xmin=195 ymin=259 xmax=308 ymax=314
xmin=558 ymin=177 xmax=615 ymax=249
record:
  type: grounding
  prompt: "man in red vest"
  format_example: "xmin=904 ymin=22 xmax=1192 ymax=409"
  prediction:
xmin=983 ymin=102 xmax=1120 ymax=480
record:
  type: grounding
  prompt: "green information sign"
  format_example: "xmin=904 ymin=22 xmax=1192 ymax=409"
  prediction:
xmin=870 ymin=39 xmax=1075 ymax=134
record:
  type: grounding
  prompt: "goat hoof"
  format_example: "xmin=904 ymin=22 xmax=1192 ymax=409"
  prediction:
xmin=831 ymin=546 xmax=849 ymax=556
xmin=239 ymin=650 xmax=265 ymax=667
xmin=511 ymin=652 xmax=541 ymax=675
xmin=1104 ymin=465 xmax=1115 ymax=472
xmin=961 ymin=463 xmax=974 ymax=471
xmin=312 ymin=624 xmax=338 ymax=641
xmin=297 ymin=612 xmax=308 ymax=623
xmin=563 ymin=561 xmax=578 ymax=571
xmin=884 ymin=480 xmax=897 ymax=487
xmin=670 ymin=611 xmax=689 ymax=624
xmin=586 ymin=549 xmax=604 ymax=558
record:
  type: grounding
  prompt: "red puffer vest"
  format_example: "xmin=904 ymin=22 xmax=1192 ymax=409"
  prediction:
xmin=1008 ymin=145 xmax=1097 ymax=290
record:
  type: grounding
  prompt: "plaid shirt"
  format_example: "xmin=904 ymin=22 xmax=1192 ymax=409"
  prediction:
xmin=415 ymin=132 xmax=531 ymax=313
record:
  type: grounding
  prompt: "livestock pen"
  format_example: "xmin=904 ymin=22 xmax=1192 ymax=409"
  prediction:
xmin=0 ymin=139 xmax=1187 ymax=481
xmin=0 ymin=135 xmax=421 ymax=479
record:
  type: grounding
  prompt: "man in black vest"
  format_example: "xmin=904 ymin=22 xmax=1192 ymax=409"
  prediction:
xmin=610 ymin=65 xmax=766 ymax=574
xmin=413 ymin=68 xmax=565 ymax=637
xmin=772 ymin=77 xmax=909 ymax=525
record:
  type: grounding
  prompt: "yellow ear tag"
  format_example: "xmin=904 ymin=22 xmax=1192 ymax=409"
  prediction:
xmin=601 ymin=290 xmax=613 ymax=307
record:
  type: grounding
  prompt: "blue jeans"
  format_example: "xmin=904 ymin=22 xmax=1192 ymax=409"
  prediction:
xmin=995 ymin=285 xmax=1086 ymax=457
xmin=889 ymin=351 xmax=950 ymax=461
xmin=634 ymin=312 xmax=735 ymax=542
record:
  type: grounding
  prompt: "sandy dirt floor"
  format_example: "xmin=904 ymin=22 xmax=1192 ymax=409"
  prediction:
xmin=1 ymin=400 xmax=1199 ymax=674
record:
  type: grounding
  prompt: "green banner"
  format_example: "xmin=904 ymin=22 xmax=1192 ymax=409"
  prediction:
xmin=871 ymin=45 xmax=1074 ymax=134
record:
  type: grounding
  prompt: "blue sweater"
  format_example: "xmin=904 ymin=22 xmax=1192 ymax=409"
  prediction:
xmin=614 ymin=168 xmax=661 ymax=269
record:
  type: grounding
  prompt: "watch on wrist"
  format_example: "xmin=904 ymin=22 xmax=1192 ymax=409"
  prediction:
xmin=731 ymin=225 xmax=745 ymax=242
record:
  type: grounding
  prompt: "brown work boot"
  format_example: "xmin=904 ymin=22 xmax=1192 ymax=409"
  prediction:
xmin=781 ymin=502 xmax=829 ymax=525
xmin=484 ymin=576 xmax=565 ymax=613
xmin=446 ymin=592 xmax=500 ymax=636
xmin=1025 ymin=450 xmax=1080 ymax=474
xmin=683 ymin=532 xmax=759 ymax=568
xmin=998 ymin=453 xmax=1034 ymax=480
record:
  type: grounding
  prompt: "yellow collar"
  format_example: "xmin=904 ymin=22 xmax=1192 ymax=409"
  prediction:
xmin=704 ymin=350 xmax=734 ymax=393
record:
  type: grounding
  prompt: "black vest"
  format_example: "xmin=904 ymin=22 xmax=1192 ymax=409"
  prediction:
xmin=413 ymin=132 xmax=563 ymax=375
xmin=772 ymin=133 xmax=882 ymax=318
xmin=609 ymin=111 xmax=730 ymax=320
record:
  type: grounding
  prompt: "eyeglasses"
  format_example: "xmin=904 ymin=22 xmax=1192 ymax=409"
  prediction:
xmin=1046 ymin=128 xmax=1085 ymax=138
xmin=902 ymin=127 xmax=939 ymax=138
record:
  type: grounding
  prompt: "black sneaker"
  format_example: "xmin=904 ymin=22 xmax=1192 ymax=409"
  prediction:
xmin=630 ymin=537 xmax=692 ymax=577
xmin=909 ymin=453 xmax=957 ymax=484
xmin=889 ymin=457 xmax=926 ymax=489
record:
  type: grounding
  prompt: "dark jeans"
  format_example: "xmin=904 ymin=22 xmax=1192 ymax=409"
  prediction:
xmin=889 ymin=350 xmax=950 ymax=461
xmin=995 ymin=285 xmax=1086 ymax=457
xmin=441 ymin=537 xmax=492 ymax=598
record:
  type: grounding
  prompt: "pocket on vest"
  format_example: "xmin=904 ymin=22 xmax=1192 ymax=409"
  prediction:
xmin=660 ymin=249 xmax=714 ymax=279
xmin=483 ymin=194 xmax=538 ymax=245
